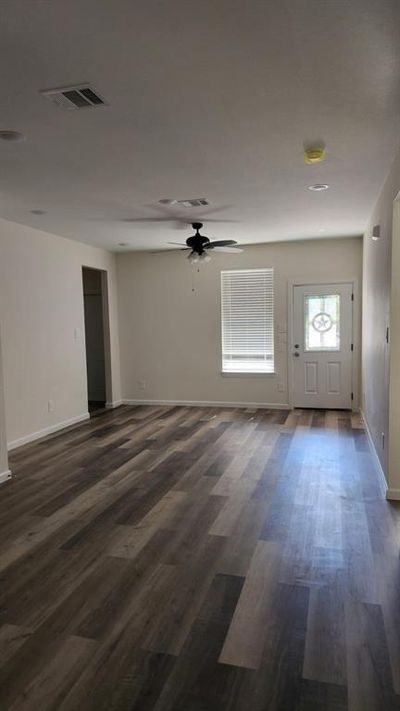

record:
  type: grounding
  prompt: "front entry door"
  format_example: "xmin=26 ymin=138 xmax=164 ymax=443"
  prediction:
xmin=292 ymin=283 xmax=353 ymax=409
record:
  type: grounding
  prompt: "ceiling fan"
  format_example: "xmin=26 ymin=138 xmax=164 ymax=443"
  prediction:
xmin=167 ymin=222 xmax=243 ymax=263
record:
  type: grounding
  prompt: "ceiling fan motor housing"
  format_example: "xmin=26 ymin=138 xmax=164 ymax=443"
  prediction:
xmin=186 ymin=223 xmax=210 ymax=254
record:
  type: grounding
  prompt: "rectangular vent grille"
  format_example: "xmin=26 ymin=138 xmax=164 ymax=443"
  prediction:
xmin=178 ymin=198 xmax=210 ymax=208
xmin=40 ymin=84 xmax=107 ymax=110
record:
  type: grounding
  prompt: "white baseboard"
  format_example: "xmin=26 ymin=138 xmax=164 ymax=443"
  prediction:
xmin=122 ymin=398 xmax=290 ymax=410
xmin=7 ymin=412 xmax=90 ymax=451
xmin=0 ymin=469 xmax=12 ymax=484
xmin=105 ymin=400 xmax=123 ymax=409
xmin=386 ymin=488 xmax=400 ymax=501
xmin=360 ymin=410 xmax=388 ymax=497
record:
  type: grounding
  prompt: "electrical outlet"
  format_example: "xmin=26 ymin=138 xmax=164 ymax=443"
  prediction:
xmin=48 ymin=399 xmax=54 ymax=413
xmin=138 ymin=380 xmax=146 ymax=391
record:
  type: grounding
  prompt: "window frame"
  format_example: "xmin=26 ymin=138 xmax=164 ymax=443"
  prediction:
xmin=220 ymin=267 xmax=275 ymax=377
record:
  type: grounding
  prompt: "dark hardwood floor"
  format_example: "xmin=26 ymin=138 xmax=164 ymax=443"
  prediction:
xmin=1 ymin=405 xmax=399 ymax=710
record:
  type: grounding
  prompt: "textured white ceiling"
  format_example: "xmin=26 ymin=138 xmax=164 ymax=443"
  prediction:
xmin=0 ymin=0 xmax=399 ymax=251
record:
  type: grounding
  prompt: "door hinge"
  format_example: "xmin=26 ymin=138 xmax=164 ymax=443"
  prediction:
xmin=350 ymin=343 xmax=354 ymax=351
xmin=351 ymin=293 xmax=354 ymax=301
xmin=386 ymin=326 xmax=390 ymax=344
xmin=351 ymin=392 xmax=354 ymax=401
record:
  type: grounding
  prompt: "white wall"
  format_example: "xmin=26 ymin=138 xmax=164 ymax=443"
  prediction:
xmin=117 ymin=238 xmax=362 ymax=407
xmin=0 ymin=218 xmax=121 ymax=447
xmin=362 ymin=147 xmax=400 ymax=487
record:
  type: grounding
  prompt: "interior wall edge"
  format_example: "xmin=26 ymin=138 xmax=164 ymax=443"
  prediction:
xmin=0 ymin=325 xmax=9 ymax=476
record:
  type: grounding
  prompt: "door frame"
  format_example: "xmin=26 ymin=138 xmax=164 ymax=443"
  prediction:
xmin=287 ymin=278 xmax=360 ymax=411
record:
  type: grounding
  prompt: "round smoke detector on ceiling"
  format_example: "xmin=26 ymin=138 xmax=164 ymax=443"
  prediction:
xmin=0 ymin=130 xmax=25 ymax=143
xmin=304 ymin=146 xmax=326 ymax=164
xmin=308 ymin=184 xmax=329 ymax=192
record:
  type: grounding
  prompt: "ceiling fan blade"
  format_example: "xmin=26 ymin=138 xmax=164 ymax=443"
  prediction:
xmin=167 ymin=242 xmax=187 ymax=246
xmin=122 ymin=217 xmax=179 ymax=223
xmin=191 ymin=204 xmax=233 ymax=217
xmin=151 ymin=248 xmax=188 ymax=254
xmin=210 ymin=246 xmax=244 ymax=253
xmin=143 ymin=202 xmax=239 ymax=221
xmin=196 ymin=218 xmax=239 ymax=223
xmin=206 ymin=239 xmax=237 ymax=247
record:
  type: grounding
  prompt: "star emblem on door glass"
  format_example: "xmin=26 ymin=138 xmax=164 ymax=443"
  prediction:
xmin=311 ymin=312 xmax=333 ymax=333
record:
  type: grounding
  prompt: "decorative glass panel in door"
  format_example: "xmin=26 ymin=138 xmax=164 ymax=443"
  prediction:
xmin=304 ymin=294 xmax=340 ymax=351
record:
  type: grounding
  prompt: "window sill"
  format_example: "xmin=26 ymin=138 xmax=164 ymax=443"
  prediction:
xmin=220 ymin=371 xmax=276 ymax=378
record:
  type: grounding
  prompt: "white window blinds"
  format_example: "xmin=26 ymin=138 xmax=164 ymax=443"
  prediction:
xmin=221 ymin=268 xmax=274 ymax=373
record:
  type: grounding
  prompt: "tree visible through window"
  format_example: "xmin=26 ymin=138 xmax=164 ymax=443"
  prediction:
xmin=221 ymin=268 xmax=274 ymax=373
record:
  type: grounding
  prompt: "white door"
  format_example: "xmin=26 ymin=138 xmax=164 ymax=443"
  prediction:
xmin=292 ymin=283 xmax=353 ymax=409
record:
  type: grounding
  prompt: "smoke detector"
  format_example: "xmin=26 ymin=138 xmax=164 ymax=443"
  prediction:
xmin=40 ymin=84 xmax=107 ymax=110
xmin=304 ymin=146 xmax=326 ymax=164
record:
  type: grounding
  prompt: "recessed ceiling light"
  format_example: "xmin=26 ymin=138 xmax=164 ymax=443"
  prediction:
xmin=0 ymin=130 xmax=25 ymax=143
xmin=30 ymin=209 xmax=47 ymax=215
xmin=308 ymin=184 xmax=329 ymax=191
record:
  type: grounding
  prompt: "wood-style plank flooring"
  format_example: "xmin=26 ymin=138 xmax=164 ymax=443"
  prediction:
xmin=1 ymin=405 xmax=400 ymax=710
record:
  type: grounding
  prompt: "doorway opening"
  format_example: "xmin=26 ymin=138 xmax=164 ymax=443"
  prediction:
xmin=82 ymin=267 xmax=111 ymax=414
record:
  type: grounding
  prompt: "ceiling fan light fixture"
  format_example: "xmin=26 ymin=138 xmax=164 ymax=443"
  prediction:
xmin=199 ymin=252 xmax=211 ymax=263
xmin=188 ymin=251 xmax=199 ymax=264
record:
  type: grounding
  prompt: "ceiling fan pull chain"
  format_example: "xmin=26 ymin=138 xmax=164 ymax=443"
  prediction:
xmin=190 ymin=263 xmax=201 ymax=292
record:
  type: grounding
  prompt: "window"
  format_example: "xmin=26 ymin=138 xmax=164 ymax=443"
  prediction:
xmin=221 ymin=268 xmax=274 ymax=373
xmin=304 ymin=293 xmax=340 ymax=351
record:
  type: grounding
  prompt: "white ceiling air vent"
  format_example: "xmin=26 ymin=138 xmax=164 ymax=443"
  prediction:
xmin=177 ymin=198 xmax=210 ymax=208
xmin=40 ymin=84 xmax=107 ymax=110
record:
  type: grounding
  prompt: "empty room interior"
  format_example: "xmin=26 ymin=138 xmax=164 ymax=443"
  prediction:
xmin=1 ymin=1 xmax=400 ymax=709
